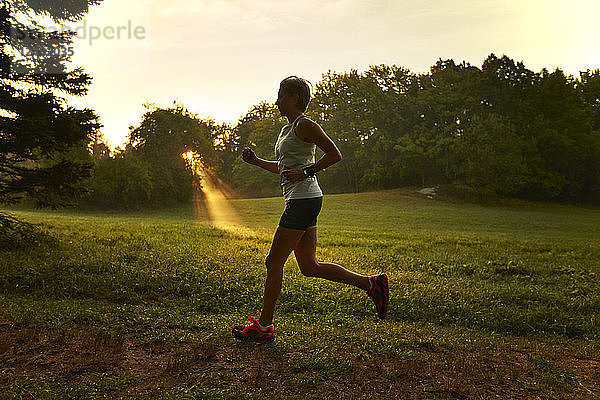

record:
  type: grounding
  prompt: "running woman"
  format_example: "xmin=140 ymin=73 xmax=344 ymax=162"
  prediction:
xmin=233 ymin=76 xmax=389 ymax=343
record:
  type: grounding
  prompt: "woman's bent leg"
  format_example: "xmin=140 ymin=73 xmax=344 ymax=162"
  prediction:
xmin=294 ymin=226 xmax=371 ymax=291
xmin=309 ymin=261 xmax=371 ymax=291
xmin=259 ymin=225 xmax=305 ymax=327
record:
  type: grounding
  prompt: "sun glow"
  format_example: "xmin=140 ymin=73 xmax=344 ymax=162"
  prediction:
xmin=182 ymin=150 xmax=243 ymax=229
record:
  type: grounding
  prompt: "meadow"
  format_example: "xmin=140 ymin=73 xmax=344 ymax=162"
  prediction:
xmin=1 ymin=188 xmax=599 ymax=399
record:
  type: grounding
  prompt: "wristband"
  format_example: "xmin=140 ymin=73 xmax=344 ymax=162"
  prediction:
xmin=302 ymin=165 xmax=316 ymax=178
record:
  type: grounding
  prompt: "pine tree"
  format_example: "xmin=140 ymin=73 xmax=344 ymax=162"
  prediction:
xmin=0 ymin=0 xmax=103 ymax=213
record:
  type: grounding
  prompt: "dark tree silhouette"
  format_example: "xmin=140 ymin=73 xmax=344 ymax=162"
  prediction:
xmin=0 ymin=0 xmax=103 ymax=213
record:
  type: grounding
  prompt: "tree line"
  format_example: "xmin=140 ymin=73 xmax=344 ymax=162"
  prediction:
xmin=6 ymin=56 xmax=600 ymax=211
xmin=2 ymin=0 xmax=600 ymax=217
xmin=75 ymin=54 xmax=600 ymax=209
xmin=300 ymin=57 xmax=600 ymax=204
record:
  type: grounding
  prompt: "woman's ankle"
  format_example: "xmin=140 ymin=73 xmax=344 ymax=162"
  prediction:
xmin=258 ymin=319 xmax=273 ymax=329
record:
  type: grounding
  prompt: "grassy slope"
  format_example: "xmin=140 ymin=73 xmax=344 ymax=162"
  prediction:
xmin=1 ymin=188 xmax=599 ymax=399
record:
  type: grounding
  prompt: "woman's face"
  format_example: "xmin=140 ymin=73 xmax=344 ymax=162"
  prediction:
xmin=275 ymin=87 xmax=297 ymax=115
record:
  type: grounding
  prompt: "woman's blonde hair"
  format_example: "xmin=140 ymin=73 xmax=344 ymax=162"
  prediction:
xmin=280 ymin=76 xmax=312 ymax=112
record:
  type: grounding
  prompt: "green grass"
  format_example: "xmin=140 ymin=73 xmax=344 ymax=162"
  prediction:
xmin=1 ymin=188 xmax=599 ymax=399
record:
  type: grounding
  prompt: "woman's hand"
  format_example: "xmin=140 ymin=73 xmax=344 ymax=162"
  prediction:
xmin=242 ymin=147 xmax=258 ymax=165
xmin=282 ymin=166 xmax=305 ymax=182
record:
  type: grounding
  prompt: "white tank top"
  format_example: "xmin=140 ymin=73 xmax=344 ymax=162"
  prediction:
xmin=274 ymin=114 xmax=323 ymax=201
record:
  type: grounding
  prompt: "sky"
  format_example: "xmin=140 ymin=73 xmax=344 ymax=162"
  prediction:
xmin=42 ymin=0 xmax=600 ymax=150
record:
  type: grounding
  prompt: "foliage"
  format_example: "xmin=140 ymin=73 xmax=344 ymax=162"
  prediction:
xmin=81 ymin=152 xmax=153 ymax=210
xmin=8 ymin=44 xmax=597 ymax=210
xmin=0 ymin=1 xmax=103 ymax=210
xmin=224 ymin=55 xmax=600 ymax=205
xmin=80 ymin=102 xmax=221 ymax=209
xmin=229 ymin=102 xmax=285 ymax=198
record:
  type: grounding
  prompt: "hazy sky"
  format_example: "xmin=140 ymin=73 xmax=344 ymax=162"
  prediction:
xmin=53 ymin=0 xmax=600 ymax=149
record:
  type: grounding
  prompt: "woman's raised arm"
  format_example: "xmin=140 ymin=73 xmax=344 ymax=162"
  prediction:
xmin=242 ymin=146 xmax=279 ymax=174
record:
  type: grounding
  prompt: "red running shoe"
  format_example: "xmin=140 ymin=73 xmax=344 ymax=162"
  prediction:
xmin=367 ymin=273 xmax=389 ymax=319
xmin=232 ymin=314 xmax=275 ymax=343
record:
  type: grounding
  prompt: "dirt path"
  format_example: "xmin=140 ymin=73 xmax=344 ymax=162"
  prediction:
xmin=1 ymin=323 xmax=598 ymax=399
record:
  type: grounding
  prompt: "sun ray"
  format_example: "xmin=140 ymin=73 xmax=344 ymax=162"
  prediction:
xmin=182 ymin=150 xmax=250 ymax=233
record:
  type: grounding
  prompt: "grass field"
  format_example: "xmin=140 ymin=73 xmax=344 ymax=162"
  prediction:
xmin=1 ymin=188 xmax=599 ymax=399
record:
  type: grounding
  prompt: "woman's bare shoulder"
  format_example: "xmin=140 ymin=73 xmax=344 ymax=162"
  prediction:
xmin=296 ymin=117 xmax=328 ymax=143
xmin=297 ymin=116 xmax=322 ymax=130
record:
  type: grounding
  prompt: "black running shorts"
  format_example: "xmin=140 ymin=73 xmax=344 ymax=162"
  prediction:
xmin=278 ymin=196 xmax=323 ymax=230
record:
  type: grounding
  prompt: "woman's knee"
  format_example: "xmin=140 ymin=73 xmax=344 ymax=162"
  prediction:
xmin=265 ymin=254 xmax=283 ymax=272
xmin=299 ymin=260 xmax=320 ymax=277
xmin=265 ymin=254 xmax=272 ymax=271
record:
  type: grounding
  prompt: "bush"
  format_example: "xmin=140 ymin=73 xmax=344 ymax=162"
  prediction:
xmin=80 ymin=154 xmax=153 ymax=210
